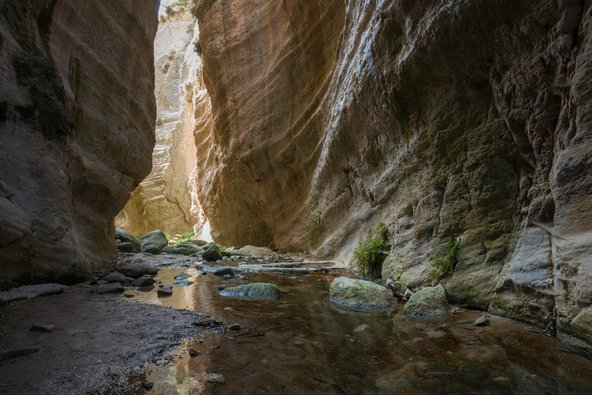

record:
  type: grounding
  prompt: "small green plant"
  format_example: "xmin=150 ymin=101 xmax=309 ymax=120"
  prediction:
xmin=165 ymin=5 xmax=174 ymax=15
xmin=175 ymin=228 xmax=196 ymax=244
xmin=429 ymin=236 xmax=459 ymax=281
xmin=354 ymin=222 xmax=389 ymax=278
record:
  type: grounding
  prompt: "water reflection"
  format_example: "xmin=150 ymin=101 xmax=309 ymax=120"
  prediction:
xmin=124 ymin=268 xmax=592 ymax=394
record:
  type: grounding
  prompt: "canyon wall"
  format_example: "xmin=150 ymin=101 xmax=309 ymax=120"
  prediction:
xmin=195 ymin=0 xmax=592 ymax=350
xmin=116 ymin=0 xmax=210 ymax=238
xmin=0 ymin=0 xmax=158 ymax=288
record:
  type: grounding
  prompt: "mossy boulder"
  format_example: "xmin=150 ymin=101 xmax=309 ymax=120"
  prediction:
xmin=202 ymin=244 xmax=223 ymax=261
xmin=162 ymin=241 xmax=203 ymax=256
xmin=116 ymin=242 xmax=136 ymax=253
xmin=219 ymin=283 xmax=279 ymax=299
xmin=404 ymin=284 xmax=449 ymax=317
xmin=139 ymin=230 xmax=168 ymax=254
xmin=115 ymin=228 xmax=140 ymax=251
xmin=329 ymin=277 xmax=393 ymax=313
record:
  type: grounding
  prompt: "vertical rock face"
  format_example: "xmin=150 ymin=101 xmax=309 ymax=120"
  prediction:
xmin=195 ymin=1 xmax=592 ymax=349
xmin=116 ymin=0 xmax=209 ymax=238
xmin=0 ymin=0 xmax=158 ymax=288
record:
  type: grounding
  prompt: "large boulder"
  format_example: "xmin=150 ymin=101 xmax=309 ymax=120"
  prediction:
xmin=117 ymin=263 xmax=159 ymax=279
xmin=232 ymin=245 xmax=275 ymax=257
xmin=329 ymin=277 xmax=393 ymax=313
xmin=115 ymin=228 xmax=140 ymax=251
xmin=219 ymin=283 xmax=279 ymax=299
xmin=404 ymin=284 xmax=449 ymax=317
xmin=139 ymin=230 xmax=168 ymax=254
xmin=202 ymin=244 xmax=223 ymax=261
xmin=162 ymin=241 xmax=203 ymax=256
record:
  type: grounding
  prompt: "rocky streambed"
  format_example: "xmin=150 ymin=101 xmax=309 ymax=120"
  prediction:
xmin=2 ymin=252 xmax=592 ymax=394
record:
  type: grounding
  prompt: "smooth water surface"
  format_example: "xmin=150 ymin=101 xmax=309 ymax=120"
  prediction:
xmin=118 ymin=268 xmax=592 ymax=394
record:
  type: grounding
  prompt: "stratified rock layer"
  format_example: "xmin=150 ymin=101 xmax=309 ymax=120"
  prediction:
xmin=0 ymin=1 xmax=158 ymax=288
xmin=195 ymin=1 xmax=592 ymax=349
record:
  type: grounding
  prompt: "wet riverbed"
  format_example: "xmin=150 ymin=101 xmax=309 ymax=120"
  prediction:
xmin=114 ymin=267 xmax=592 ymax=394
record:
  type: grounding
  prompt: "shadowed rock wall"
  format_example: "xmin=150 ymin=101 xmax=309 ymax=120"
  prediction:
xmin=195 ymin=0 xmax=592 ymax=350
xmin=0 ymin=0 xmax=158 ymax=288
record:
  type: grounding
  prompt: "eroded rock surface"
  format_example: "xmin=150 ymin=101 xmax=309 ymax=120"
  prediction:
xmin=194 ymin=0 xmax=592 ymax=349
xmin=0 ymin=1 xmax=158 ymax=288
xmin=116 ymin=0 xmax=211 ymax=237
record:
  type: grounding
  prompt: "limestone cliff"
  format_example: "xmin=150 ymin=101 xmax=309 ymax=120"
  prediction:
xmin=0 ymin=0 xmax=158 ymax=288
xmin=195 ymin=0 xmax=592 ymax=349
xmin=116 ymin=0 xmax=210 ymax=238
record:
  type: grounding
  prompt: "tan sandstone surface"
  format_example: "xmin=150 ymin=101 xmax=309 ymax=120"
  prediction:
xmin=194 ymin=0 xmax=592 ymax=349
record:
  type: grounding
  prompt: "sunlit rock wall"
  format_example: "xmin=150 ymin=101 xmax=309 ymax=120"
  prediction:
xmin=116 ymin=1 xmax=208 ymax=238
xmin=195 ymin=0 xmax=592 ymax=349
xmin=0 ymin=0 xmax=158 ymax=288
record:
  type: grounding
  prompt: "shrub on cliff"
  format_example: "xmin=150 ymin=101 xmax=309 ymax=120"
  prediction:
xmin=354 ymin=222 xmax=389 ymax=279
xmin=429 ymin=236 xmax=459 ymax=281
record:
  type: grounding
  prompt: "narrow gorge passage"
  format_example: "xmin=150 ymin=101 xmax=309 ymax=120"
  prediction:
xmin=2 ymin=0 xmax=592 ymax=394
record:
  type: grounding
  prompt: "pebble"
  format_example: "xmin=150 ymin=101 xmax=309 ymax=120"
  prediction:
xmin=133 ymin=275 xmax=155 ymax=287
xmin=142 ymin=382 xmax=154 ymax=390
xmin=214 ymin=268 xmax=234 ymax=277
xmin=228 ymin=324 xmax=241 ymax=332
xmin=206 ymin=373 xmax=225 ymax=384
xmin=157 ymin=285 xmax=173 ymax=297
xmin=473 ymin=315 xmax=490 ymax=327
xmin=30 ymin=324 xmax=57 ymax=332
xmin=353 ymin=324 xmax=369 ymax=333
xmin=101 ymin=271 xmax=127 ymax=283
xmin=218 ymin=285 xmax=226 ymax=291
xmin=436 ymin=324 xmax=450 ymax=332
xmin=189 ymin=348 xmax=200 ymax=357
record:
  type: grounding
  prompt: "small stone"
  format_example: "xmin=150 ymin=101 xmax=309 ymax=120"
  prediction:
xmin=101 ymin=271 xmax=126 ymax=283
xmin=436 ymin=324 xmax=450 ymax=332
xmin=157 ymin=285 xmax=173 ymax=297
xmin=214 ymin=268 xmax=234 ymax=277
xmin=117 ymin=264 xmax=159 ymax=278
xmin=223 ymin=274 xmax=232 ymax=279
xmin=261 ymin=359 xmax=268 ymax=367
xmin=142 ymin=382 xmax=154 ymax=390
xmin=206 ymin=373 xmax=225 ymax=384
xmin=123 ymin=293 xmax=135 ymax=298
xmin=294 ymin=340 xmax=305 ymax=346
xmin=189 ymin=348 xmax=200 ymax=357
xmin=404 ymin=289 xmax=414 ymax=300
xmin=133 ymin=275 xmax=155 ymax=287
xmin=451 ymin=307 xmax=464 ymax=315
xmin=217 ymin=285 xmax=226 ymax=291
xmin=228 ymin=324 xmax=241 ymax=332
xmin=30 ymin=324 xmax=56 ymax=332
xmin=353 ymin=324 xmax=369 ymax=333
xmin=473 ymin=315 xmax=490 ymax=327
xmin=116 ymin=242 xmax=135 ymax=253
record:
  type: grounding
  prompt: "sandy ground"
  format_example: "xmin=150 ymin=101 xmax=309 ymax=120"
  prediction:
xmin=0 ymin=284 xmax=217 ymax=394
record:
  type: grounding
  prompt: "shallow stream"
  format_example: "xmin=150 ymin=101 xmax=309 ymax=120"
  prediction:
xmin=117 ymin=267 xmax=592 ymax=394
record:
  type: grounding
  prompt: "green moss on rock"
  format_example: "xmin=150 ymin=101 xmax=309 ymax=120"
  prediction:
xmin=329 ymin=276 xmax=392 ymax=313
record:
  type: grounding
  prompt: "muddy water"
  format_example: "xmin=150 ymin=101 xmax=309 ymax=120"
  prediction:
xmin=118 ymin=268 xmax=592 ymax=394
